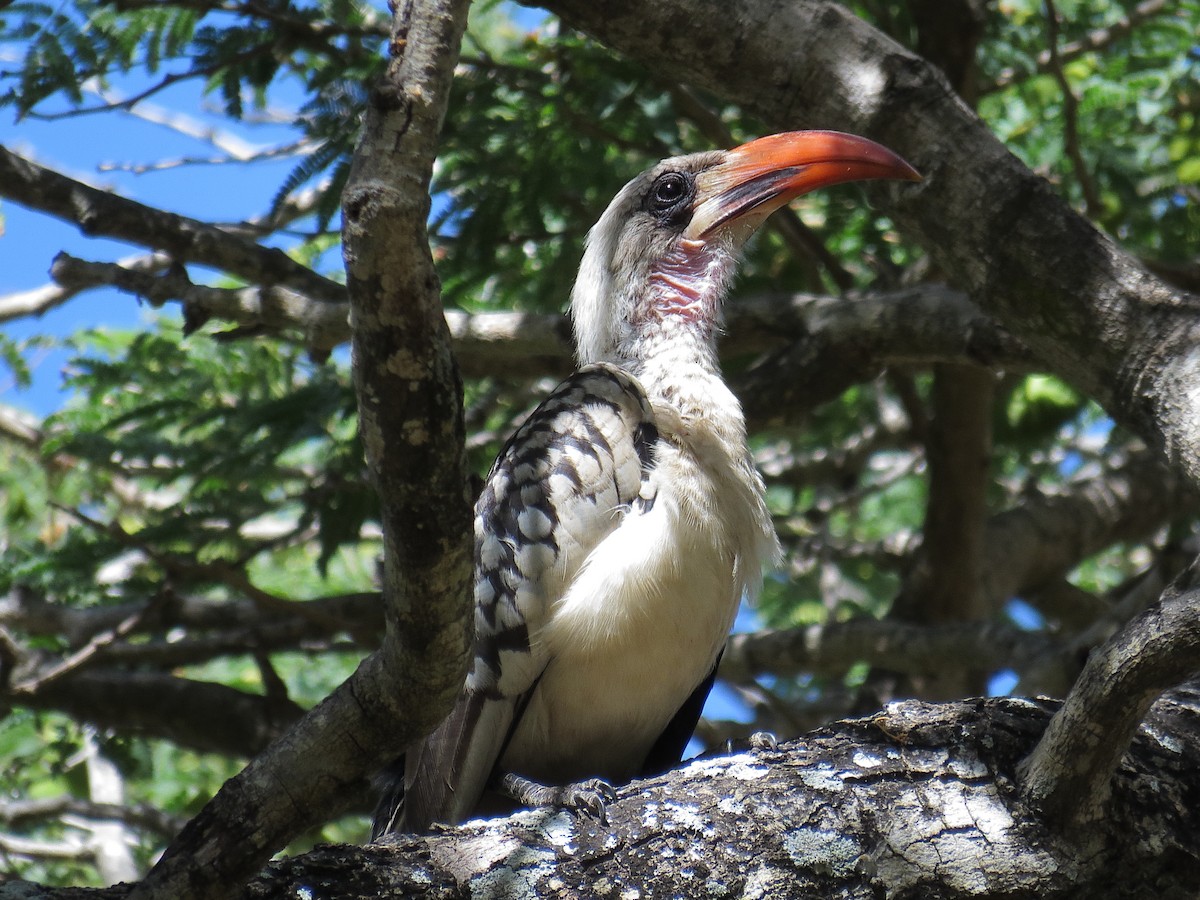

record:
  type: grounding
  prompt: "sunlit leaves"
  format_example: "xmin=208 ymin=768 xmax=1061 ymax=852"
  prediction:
xmin=10 ymin=323 xmax=370 ymax=606
xmin=977 ymin=0 xmax=1199 ymax=260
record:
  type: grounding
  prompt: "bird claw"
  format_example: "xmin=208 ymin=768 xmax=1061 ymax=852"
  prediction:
xmin=497 ymin=772 xmax=617 ymax=825
xmin=559 ymin=777 xmax=617 ymax=825
xmin=749 ymin=730 xmax=779 ymax=751
xmin=725 ymin=730 xmax=779 ymax=754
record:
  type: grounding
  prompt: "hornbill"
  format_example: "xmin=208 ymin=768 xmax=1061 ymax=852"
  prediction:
xmin=373 ymin=131 xmax=919 ymax=836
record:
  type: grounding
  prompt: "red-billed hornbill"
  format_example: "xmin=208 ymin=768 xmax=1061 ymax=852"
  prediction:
xmin=373 ymin=131 xmax=919 ymax=836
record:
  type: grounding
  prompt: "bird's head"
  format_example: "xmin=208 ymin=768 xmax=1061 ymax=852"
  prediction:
xmin=571 ymin=131 xmax=920 ymax=366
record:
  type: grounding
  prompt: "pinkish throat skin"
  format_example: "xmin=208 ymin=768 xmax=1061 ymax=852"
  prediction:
xmin=643 ymin=239 xmax=736 ymax=335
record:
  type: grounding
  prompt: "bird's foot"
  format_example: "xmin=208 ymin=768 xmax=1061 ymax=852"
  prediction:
xmin=724 ymin=730 xmax=779 ymax=754
xmin=497 ymin=772 xmax=617 ymax=825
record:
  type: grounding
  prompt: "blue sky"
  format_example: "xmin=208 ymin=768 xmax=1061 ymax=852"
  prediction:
xmin=2 ymin=70 xmax=315 ymax=417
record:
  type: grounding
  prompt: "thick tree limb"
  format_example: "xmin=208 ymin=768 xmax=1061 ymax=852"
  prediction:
xmin=979 ymin=454 xmax=1194 ymax=607
xmin=721 ymin=618 xmax=1057 ymax=682
xmin=893 ymin=365 xmax=996 ymax=642
xmin=10 ymin=692 xmax=1200 ymax=898
xmin=339 ymin=0 xmax=475 ymax=769
xmin=252 ymin=691 xmax=1200 ymax=898
xmin=734 ymin=287 xmax=1030 ymax=427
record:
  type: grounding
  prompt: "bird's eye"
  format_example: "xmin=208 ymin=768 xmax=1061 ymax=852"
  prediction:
xmin=645 ymin=172 xmax=694 ymax=223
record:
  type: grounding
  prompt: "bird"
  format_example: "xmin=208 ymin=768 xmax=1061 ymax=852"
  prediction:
xmin=372 ymin=131 xmax=920 ymax=837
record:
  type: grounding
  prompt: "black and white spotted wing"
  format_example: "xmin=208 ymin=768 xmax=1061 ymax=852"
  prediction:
xmin=393 ymin=363 xmax=659 ymax=833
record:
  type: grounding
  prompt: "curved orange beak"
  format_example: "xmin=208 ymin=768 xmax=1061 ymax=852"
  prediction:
xmin=685 ymin=130 xmax=921 ymax=241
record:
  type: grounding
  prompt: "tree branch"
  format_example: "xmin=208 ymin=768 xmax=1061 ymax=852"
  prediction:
xmin=339 ymin=0 xmax=475 ymax=752
xmin=0 ymin=144 xmax=343 ymax=304
xmin=0 ymin=796 xmax=185 ymax=843
xmin=978 ymin=454 xmax=1195 ymax=609
xmin=1043 ymin=0 xmax=1104 ymax=219
xmin=19 ymin=669 xmax=304 ymax=759
xmin=722 ymin=618 xmax=1056 ymax=682
xmin=15 ymin=690 xmax=1200 ymax=896
xmin=734 ymin=286 xmax=1030 ymax=428
xmin=0 ymin=253 xmax=171 ymax=325
xmin=49 ymin=253 xmax=349 ymax=355
xmin=248 ymin=691 xmax=1200 ymax=897
xmin=1020 ymin=563 xmax=1200 ymax=827
xmin=0 ymin=587 xmax=379 ymax=650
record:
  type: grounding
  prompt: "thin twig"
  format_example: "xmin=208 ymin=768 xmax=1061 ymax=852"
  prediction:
xmin=986 ymin=0 xmax=1170 ymax=94
xmin=1043 ymin=0 xmax=1104 ymax=219
xmin=11 ymin=602 xmax=152 ymax=696
xmin=0 ymin=251 xmax=172 ymax=325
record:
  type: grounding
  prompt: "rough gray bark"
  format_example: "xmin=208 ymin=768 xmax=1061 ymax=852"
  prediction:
xmin=1020 ymin=573 xmax=1200 ymax=826
xmin=339 ymin=0 xmax=474 ymax=764
xmin=7 ymin=690 xmax=1198 ymax=899
xmin=250 ymin=689 xmax=1200 ymax=899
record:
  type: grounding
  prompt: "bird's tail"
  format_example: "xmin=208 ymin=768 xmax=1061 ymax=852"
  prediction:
xmin=369 ymin=755 xmax=406 ymax=840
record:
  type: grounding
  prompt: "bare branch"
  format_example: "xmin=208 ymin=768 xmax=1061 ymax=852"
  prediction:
xmin=0 ymin=831 xmax=95 ymax=863
xmin=0 ymin=252 xmax=171 ymax=325
xmin=722 ymin=618 xmax=1056 ymax=682
xmin=49 ymin=253 xmax=349 ymax=354
xmin=0 ymin=144 xmax=343 ymax=304
xmin=1020 ymin=562 xmax=1200 ymax=826
xmin=0 ymin=587 xmax=379 ymax=651
xmin=0 ymin=796 xmax=185 ymax=841
xmin=11 ymin=603 xmax=150 ymax=696
xmin=85 ymin=89 xmax=317 ymax=173
xmin=1043 ymin=0 xmax=1104 ymax=219
xmin=21 ymin=669 xmax=304 ymax=758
